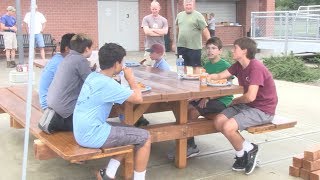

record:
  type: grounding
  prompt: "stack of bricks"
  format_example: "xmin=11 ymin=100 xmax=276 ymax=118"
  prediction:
xmin=289 ymin=145 xmax=320 ymax=180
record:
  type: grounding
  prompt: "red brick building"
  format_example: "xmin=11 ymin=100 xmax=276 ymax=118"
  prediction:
xmin=0 ymin=0 xmax=274 ymax=51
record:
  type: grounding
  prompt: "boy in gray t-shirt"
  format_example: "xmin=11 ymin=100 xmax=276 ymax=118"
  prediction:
xmin=39 ymin=34 xmax=93 ymax=134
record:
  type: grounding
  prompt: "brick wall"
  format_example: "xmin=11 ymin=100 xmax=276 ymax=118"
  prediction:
xmin=1 ymin=0 xmax=98 ymax=50
xmin=216 ymin=26 xmax=243 ymax=45
xmin=1 ymin=0 xmax=274 ymax=52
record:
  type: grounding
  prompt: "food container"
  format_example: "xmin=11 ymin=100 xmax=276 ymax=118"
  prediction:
xmin=200 ymin=73 xmax=208 ymax=87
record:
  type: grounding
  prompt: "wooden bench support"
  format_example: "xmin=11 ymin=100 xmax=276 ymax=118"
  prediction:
xmin=101 ymin=145 xmax=134 ymax=180
xmin=33 ymin=139 xmax=59 ymax=160
xmin=10 ymin=117 xmax=24 ymax=129
xmin=146 ymin=117 xmax=297 ymax=142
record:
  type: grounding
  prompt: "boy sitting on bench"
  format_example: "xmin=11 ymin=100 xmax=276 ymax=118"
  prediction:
xmin=207 ymin=37 xmax=278 ymax=175
xmin=73 ymin=43 xmax=151 ymax=180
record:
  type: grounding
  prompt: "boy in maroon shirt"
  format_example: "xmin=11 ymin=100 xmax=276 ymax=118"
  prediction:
xmin=207 ymin=37 xmax=278 ymax=175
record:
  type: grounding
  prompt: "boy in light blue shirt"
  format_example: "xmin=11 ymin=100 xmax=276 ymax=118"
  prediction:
xmin=39 ymin=33 xmax=75 ymax=110
xmin=146 ymin=43 xmax=170 ymax=71
xmin=135 ymin=43 xmax=170 ymax=127
xmin=73 ymin=43 xmax=151 ymax=180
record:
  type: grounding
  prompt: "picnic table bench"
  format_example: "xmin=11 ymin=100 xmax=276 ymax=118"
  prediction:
xmin=0 ymin=66 xmax=297 ymax=174
xmin=0 ymin=34 xmax=57 ymax=56
xmin=0 ymin=86 xmax=134 ymax=179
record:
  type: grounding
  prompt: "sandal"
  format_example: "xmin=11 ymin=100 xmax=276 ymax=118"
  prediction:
xmin=96 ymin=168 xmax=113 ymax=180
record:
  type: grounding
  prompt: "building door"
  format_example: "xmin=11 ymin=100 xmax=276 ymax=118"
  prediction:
xmin=98 ymin=0 xmax=139 ymax=51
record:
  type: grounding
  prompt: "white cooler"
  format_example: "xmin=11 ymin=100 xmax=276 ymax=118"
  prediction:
xmin=9 ymin=70 xmax=35 ymax=84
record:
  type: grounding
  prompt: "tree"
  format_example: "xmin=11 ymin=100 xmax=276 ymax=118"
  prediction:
xmin=276 ymin=0 xmax=320 ymax=10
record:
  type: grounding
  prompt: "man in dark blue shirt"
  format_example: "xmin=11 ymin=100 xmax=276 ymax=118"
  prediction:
xmin=0 ymin=6 xmax=17 ymax=68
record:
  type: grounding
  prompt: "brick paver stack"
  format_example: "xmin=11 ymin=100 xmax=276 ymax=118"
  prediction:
xmin=289 ymin=145 xmax=320 ymax=180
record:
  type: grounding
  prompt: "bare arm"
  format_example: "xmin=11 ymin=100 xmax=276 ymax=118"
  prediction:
xmin=152 ymin=26 xmax=168 ymax=36
xmin=0 ymin=23 xmax=17 ymax=32
xmin=123 ymin=67 xmax=143 ymax=103
xmin=232 ymin=85 xmax=259 ymax=105
xmin=202 ymin=27 xmax=211 ymax=41
xmin=143 ymin=26 xmax=168 ymax=36
xmin=171 ymin=26 xmax=178 ymax=52
xmin=41 ymin=22 xmax=46 ymax=33
xmin=0 ymin=23 xmax=5 ymax=31
xmin=24 ymin=23 xmax=29 ymax=33
xmin=207 ymin=69 xmax=232 ymax=80
xmin=143 ymin=26 xmax=159 ymax=36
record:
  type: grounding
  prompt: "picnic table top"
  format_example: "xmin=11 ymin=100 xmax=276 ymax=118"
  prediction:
xmin=131 ymin=66 xmax=243 ymax=103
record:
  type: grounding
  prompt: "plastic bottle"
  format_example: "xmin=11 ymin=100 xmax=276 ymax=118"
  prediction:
xmin=199 ymin=68 xmax=208 ymax=87
xmin=119 ymin=71 xmax=128 ymax=86
xmin=176 ymin=55 xmax=185 ymax=78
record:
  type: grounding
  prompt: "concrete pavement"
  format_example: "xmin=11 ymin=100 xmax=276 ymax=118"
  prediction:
xmin=0 ymin=51 xmax=319 ymax=180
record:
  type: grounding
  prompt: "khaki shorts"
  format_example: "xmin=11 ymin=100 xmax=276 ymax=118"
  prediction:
xmin=222 ymin=104 xmax=274 ymax=131
xmin=3 ymin=32 xmax=17 ymax=50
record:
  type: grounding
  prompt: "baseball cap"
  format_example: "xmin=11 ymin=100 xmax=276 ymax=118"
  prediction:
xmin=7 ymin=6 xmax=16 ymax=12
xmin=146 ymin=44 xmax=165 ymax=54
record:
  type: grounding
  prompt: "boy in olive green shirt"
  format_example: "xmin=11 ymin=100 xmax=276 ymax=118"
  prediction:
xmin=168 ymin=37 xmax=233 ymax=160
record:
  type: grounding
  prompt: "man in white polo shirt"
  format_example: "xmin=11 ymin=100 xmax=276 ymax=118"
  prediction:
xmin=23 ymin=4 xmax=47 ymax=60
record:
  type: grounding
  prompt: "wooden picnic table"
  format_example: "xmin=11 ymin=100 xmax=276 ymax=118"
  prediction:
xmin=124 ymin=66 xmax=243 ymax=168
xmin=31 ymin=60 xmax=243 ymax=168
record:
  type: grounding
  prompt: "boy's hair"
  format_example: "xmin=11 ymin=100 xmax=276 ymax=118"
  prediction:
xmin=146 ymin=43 xmax=164 ymax=55
xmin=210 ymin=13 xmax=214 ymax=17
xmin=70 ymin=33 xmax=93 ymax=53
xmin=60 ymin=33 xmax=75 ymax=53
xmin=99 ymin=43 xmax=126 ymax=70
xmin=206 ymin=37 xmax=223 ymax=50
xmin=234 ymin=37 xmax=257 ymax=59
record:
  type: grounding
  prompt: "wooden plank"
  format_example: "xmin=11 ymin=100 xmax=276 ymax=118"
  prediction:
xmin=145 ymin=118 xmax=218 ymax=143
xmin=7 ymin=85 xmax=41 ymax=111
xmin=246 ymin=121 xmax=297 ymax=134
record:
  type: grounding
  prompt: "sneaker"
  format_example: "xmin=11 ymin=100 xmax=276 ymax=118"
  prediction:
xmin=245 ymin=143 xmax=259 ymax=175
xmin=134 ymin=116 xmax=150 ymax=127
xmin=232 ymin=152 xmax=247 ymax=171
xmin=38 ymin=108 xmax=55 ymax=134
xmin=167 ymin=145 xmax=200 ymax=160
xmin=96 ymin=168 xmax=113 ymax=180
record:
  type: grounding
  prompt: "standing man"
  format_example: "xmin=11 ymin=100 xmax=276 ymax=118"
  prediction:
xmin=138 ymin=0 xmax=168 ymax=127
xmin=208 ymin=13 xmax=216 ymax=37
xmin=141 ymin=0 xmax=168 ymax=66
xmin=0 ymin=6 xmax=17 ymax=68
xmin=175 ymin=0 xmax=210 ymax=74
xmin=23 ymin=4 xmax=47 ymax=60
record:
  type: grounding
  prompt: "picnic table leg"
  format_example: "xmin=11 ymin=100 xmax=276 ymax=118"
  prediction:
xmin=173 ymin=100 xmax=188 ymax=168
xmin=123 ymin=102 xmax=135 ymax=125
